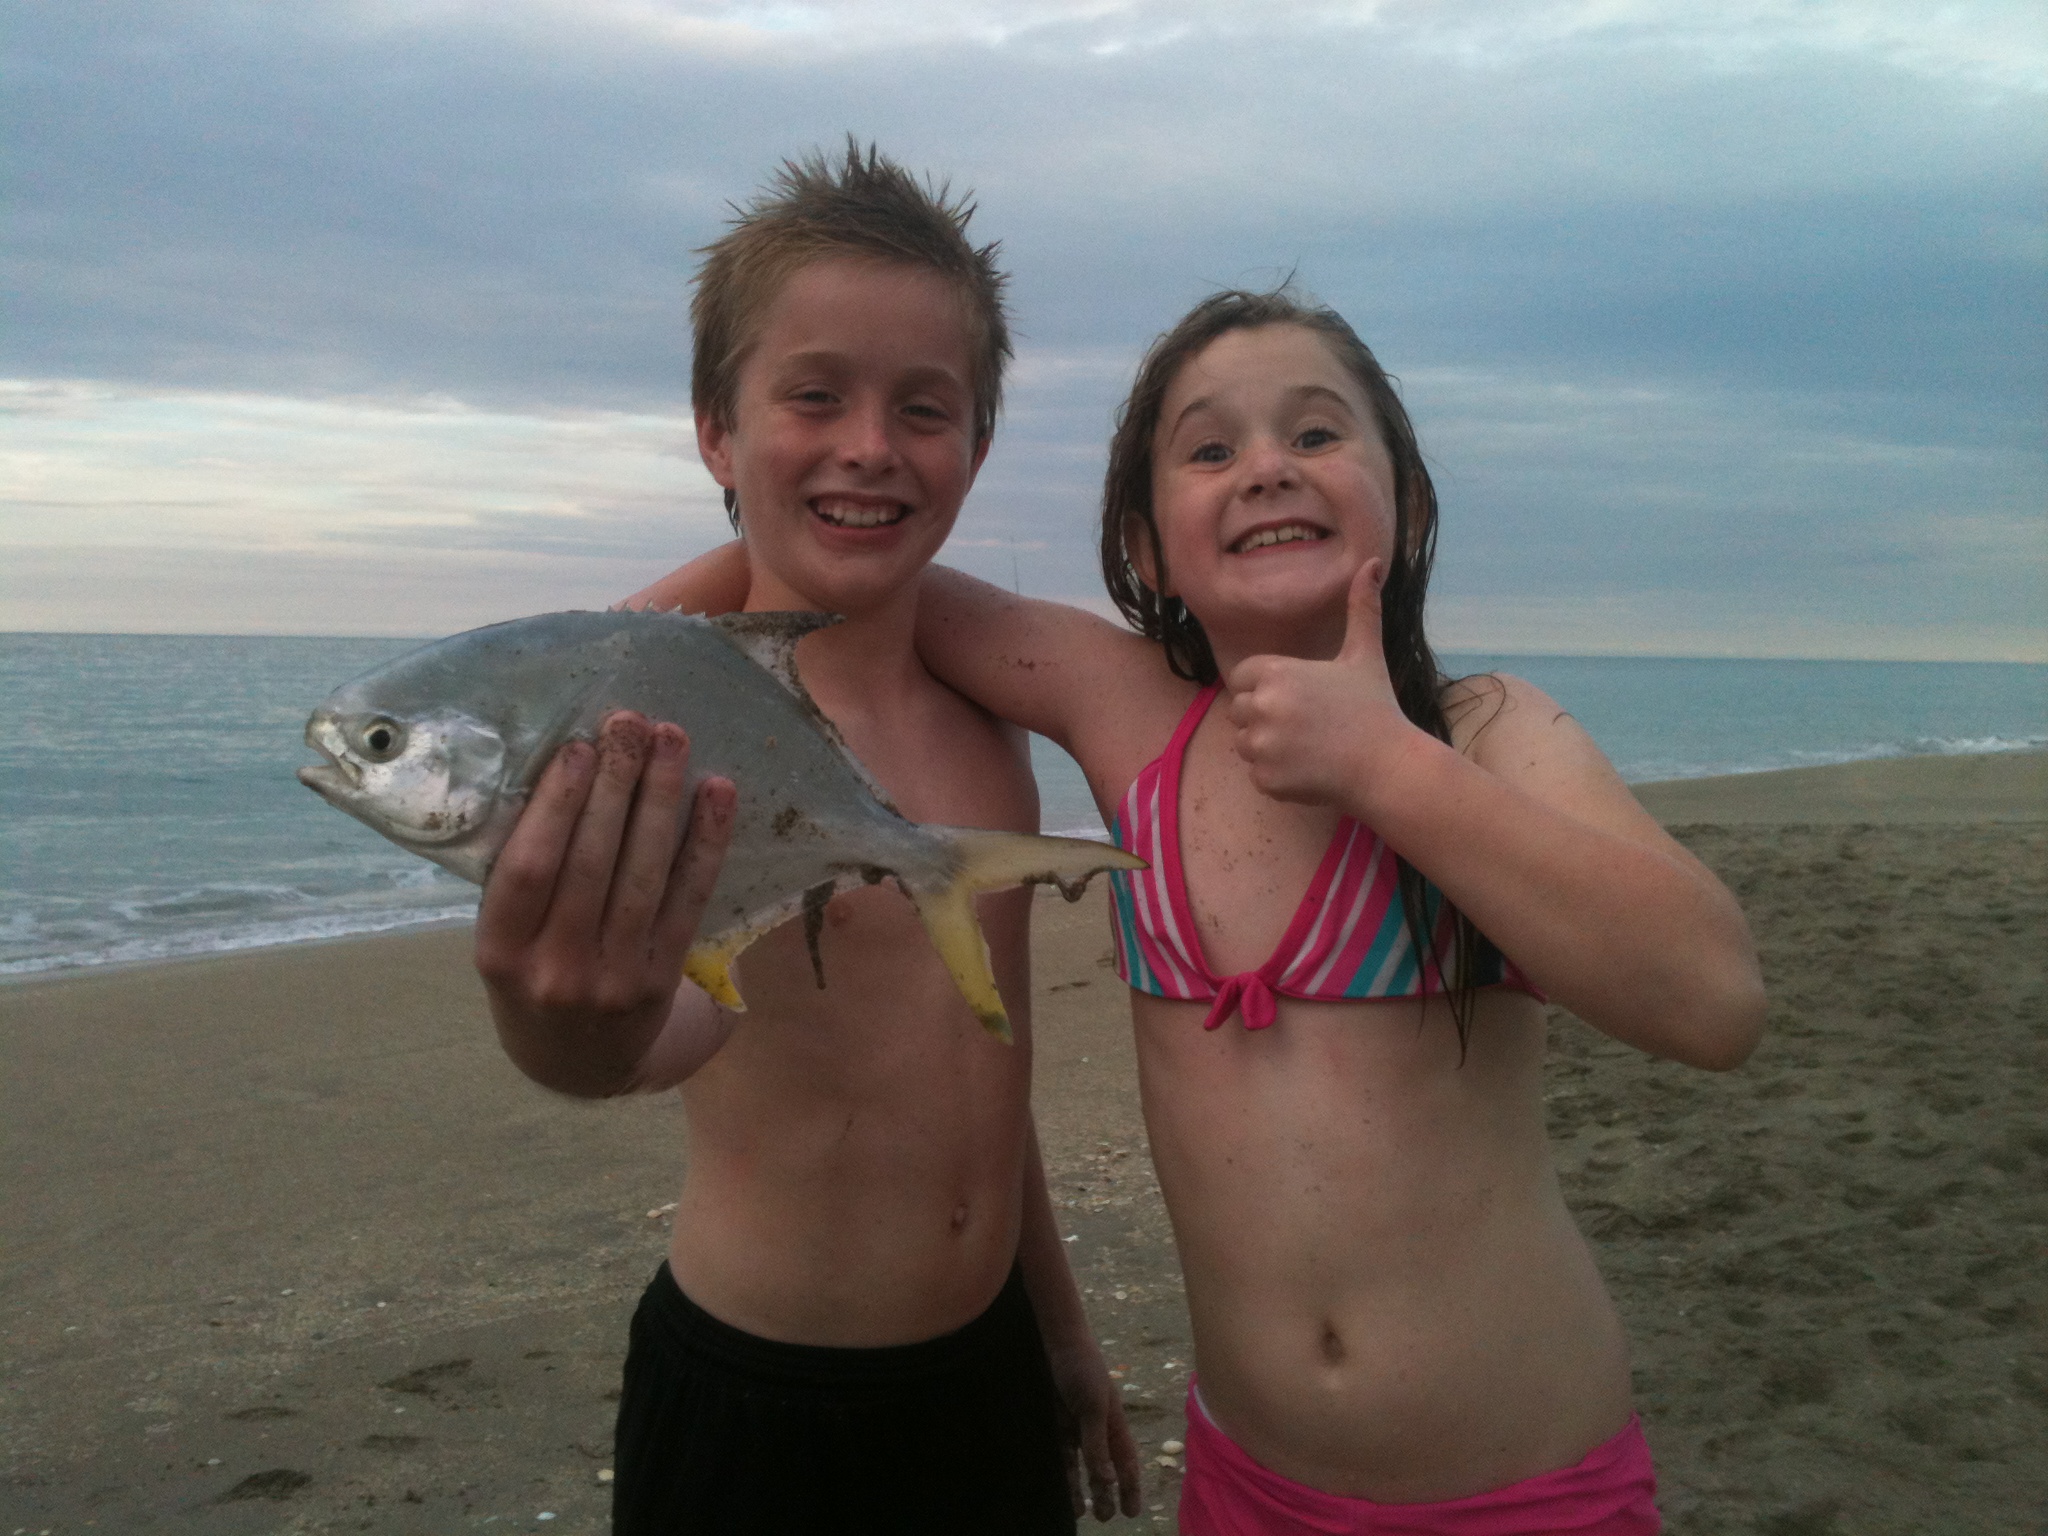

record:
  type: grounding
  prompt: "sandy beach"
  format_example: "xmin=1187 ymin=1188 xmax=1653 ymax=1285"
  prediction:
xmin=4 ymin=751 xmax=2043 ymax=1534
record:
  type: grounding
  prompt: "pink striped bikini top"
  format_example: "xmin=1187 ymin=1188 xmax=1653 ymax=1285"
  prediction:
xmin=1106 ymin=683 xmax=1538 ymax=1030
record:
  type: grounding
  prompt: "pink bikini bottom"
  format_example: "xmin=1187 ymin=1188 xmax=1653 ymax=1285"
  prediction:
xmin=1177 ymin=1383 xmax=1661 ymax=1535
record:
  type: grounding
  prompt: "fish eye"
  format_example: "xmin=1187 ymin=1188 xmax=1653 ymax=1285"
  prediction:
xmin=357 ymin=718 xmax=406 ymax=762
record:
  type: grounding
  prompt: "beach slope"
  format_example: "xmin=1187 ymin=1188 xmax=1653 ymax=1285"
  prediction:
xmin=3 ymin=752 xmax=2042 ymax=1532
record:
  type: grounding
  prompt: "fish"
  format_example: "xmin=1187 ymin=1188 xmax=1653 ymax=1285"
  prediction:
xmin=297 ymin=609 xmax=1142 ymax=1042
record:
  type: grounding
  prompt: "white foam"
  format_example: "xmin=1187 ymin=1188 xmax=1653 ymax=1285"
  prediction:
xmin=0 ymin=901 xmax=479 ymax=978
xmin=1618 ymin=734 xmax=2046 ymax=784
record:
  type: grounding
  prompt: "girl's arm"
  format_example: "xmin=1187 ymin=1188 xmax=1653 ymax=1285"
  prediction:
xmin=913 ymin=567 xmax=1164 ymax=756
xmin=1229 ymin=564 xmax=1766 ymax=1070
xmin=616 ymin=540 xmax=751 ymax=615
xmin=617 ymin=551 xmax=1179 ymax=800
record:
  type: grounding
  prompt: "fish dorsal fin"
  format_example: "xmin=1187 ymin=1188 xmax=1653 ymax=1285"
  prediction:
xmin=708 ymin=610 xmax=842 ymax=697
xmin=706 ymin=610 xmax=904 ymax=818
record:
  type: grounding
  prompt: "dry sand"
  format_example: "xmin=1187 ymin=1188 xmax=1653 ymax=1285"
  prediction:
xmin=3 ymin=752 xmax=2042 ymax=1534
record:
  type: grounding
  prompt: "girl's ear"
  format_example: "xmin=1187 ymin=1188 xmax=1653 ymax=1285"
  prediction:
xmin=1124 ymin=514 xmax=1173 ymax=597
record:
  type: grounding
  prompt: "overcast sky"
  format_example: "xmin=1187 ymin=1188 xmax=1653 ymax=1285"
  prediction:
xmin=4 ymin=0 xmax=2042 ymax=657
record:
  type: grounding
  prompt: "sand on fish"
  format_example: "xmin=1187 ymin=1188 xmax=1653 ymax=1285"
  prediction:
xmin=2 ymin=751 xmax=2043 ymax=1534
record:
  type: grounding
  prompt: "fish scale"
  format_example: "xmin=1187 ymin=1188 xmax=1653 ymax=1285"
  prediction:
xmin=298 ymin=609 xmax=1143 ymax=1041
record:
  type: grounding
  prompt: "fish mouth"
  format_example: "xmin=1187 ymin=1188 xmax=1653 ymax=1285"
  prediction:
xmin=298 ymin=714 xmax=362 ymax=803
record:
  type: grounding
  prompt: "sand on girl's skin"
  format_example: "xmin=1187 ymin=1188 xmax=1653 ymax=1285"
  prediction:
xmin=2 ymin=752 xmax=2042 ymax=1534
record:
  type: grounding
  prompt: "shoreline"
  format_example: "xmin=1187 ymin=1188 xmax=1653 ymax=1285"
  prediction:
xmin=8 ymin=748 xmax=2043 ymax=990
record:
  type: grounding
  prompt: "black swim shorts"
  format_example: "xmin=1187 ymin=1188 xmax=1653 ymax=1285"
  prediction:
xmin=612 ymin=1260 xmax=1076 ymax=1535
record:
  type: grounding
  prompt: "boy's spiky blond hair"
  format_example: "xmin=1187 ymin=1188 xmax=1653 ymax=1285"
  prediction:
xmin=692 ymin=141 xmax=1012 ymax=521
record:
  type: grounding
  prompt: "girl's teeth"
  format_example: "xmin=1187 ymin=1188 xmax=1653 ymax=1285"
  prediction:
xmin=1238 ymin=525 xmax=1322 ymax=551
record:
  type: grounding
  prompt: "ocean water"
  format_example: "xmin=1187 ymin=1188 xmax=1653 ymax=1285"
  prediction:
xmin=3 ymin=634 xmax=2042 ymax=978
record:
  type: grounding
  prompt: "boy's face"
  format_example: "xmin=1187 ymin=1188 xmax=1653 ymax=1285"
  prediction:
xmin=696 ymin=257 xmax=990 ymax=617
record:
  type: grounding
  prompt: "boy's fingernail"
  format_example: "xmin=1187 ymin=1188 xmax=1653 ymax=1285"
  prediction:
xmin=654 ymin=725 xmax=685 ymax=760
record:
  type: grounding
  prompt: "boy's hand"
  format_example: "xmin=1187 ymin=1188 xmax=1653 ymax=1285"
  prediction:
xmin=1226 ymin=559 xmax=1423 ymax=811
xmin=1047 ymin=1337 xmax=1145 ymax=1521
xmin=474 ymin=711 xmax=737 ymax=1096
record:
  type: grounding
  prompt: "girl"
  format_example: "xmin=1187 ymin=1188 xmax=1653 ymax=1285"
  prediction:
xmin=631 ymin=288 xmax=1765 ymax=1532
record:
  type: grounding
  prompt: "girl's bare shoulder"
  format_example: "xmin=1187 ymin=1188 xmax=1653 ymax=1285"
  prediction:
xmin=1439 ymin=669 xmax=1608 ymax=780
xmin=1440 ymin=670 xmax=1671 ymax=839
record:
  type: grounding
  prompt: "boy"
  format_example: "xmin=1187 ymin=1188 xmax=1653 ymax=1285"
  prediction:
xmin=473 ymin=144 xmax=1141 ymax=1533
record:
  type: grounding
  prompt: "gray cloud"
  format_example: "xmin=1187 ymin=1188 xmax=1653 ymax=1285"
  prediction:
xmin=3 ymin=0 xmax=2042 ymax=653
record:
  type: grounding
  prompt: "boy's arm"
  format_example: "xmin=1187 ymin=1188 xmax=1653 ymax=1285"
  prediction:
xmin=1018 ymin=1120 xmax=1144 ymax=1522
xmin=474 ymin=713 xmax=742 ymax=1097
xmin=1228 ymin=564 xmax=1766 ymax=1070
xmin=616 ymin=540 xmax=750 ymax=615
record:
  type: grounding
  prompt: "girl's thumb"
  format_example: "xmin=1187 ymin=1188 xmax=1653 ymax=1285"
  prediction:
xmin=1339 ymin=559 xmax=1386 ymax=662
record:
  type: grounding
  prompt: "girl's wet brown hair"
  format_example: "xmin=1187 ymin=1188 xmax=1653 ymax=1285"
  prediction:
xmin=1099 ymin=287 xmax=1498 ymax=1049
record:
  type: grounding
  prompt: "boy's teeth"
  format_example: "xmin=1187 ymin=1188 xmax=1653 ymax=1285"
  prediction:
xmin=1236 ymin=524 xmax=1324 ymax=551
xmin=815 ymin=499 xmax=905 ymax=528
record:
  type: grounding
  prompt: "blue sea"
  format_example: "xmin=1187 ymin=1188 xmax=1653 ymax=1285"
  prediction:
xmin=2 ymin=634 xmax=2042 ymax=978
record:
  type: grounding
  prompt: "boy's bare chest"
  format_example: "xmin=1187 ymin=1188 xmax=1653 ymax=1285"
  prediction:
xmin=810 ymin=679 xmax=1032 ymax=832
xmin=1176 ymin=722 xmax=1345 ymax=976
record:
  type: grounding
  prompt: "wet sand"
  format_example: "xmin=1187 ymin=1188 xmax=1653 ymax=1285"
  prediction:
xmin=3 ymin=752 xmax=2043 ymax=1534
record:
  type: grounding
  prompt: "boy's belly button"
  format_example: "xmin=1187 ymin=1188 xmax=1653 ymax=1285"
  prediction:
xmin=950 ymin=1203 xmax=970 ymax=1232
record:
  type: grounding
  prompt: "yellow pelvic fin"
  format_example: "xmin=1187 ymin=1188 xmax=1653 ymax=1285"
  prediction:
xmin=682 ymin=935 xmax=749 ymax=1011
xmin=908 ymin=828 xmax=1148 ymax=1045
xmin=908 ymin=879 xmax=1013 ymax=1045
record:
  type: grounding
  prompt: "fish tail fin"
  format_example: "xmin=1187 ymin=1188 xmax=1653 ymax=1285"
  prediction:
xmin=905 ymin=829 xmax=1147 ymax=1046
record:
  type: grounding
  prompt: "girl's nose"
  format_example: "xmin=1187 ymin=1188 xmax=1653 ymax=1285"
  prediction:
xmin=1241 ymin=438 xmax=1297 ymax=494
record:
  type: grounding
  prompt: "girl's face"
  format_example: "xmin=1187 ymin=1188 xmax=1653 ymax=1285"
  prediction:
xmin=1142 ymin=323 xmax=1397 ymax=665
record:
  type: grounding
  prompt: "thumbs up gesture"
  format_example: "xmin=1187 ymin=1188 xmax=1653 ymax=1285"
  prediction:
xmin=1225 ymin=559 xmax=1423 ymax=809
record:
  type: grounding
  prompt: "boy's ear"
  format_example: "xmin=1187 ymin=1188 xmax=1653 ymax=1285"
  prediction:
xmin=967 ymin=432 xmax=992 ymax=485
xmin=694 ymin=405 xmax=737 ymax=491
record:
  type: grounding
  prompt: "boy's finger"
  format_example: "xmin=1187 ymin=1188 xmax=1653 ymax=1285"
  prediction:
xmin=602 ymin=722 xmax=692 ymax=953
xmin=550 ymin=713 xmax=654 ymax=944
xmin=1109 ymin=1411 xmax=1144 ymax=1517
xmin=476 ymin=738 xmax=597 ymax=949
xmin=1081 ymin=1422 xmax=1115 ymax=1519
xmin=650 ymin=775 xmax=737 ymax=976
xmin=1336 ymin=558 xmax=1386 ymax=665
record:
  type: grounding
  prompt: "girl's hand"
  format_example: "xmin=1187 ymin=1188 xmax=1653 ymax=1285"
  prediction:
xmin=1225 ymin=559 xmax=1426 ymax=809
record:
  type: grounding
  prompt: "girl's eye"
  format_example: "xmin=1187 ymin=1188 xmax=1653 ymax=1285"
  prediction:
xmin=1296 ymin=427 xmax=1338 ymax=450
xmin=1190 ymin=441 xmax=1231 ymax=464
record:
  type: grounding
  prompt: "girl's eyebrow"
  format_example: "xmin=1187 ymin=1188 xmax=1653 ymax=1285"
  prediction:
xmin=1166 ymin=382 xmax=1359 ymax=439
xmin=1289 ymin=383 xmax=1361 ymax=417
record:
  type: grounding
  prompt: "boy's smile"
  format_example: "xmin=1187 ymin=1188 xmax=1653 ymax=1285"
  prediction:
xmin=696 ymin=257 xmax=989 ymax=617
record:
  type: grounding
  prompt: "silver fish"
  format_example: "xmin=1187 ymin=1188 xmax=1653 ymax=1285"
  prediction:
xmin=298 ymin=609 xmax=1141 ymax=1041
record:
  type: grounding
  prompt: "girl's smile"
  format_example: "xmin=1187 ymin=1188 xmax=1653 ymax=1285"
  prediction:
xmin=1145 ymin=324 xmax=1397 ymax=667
